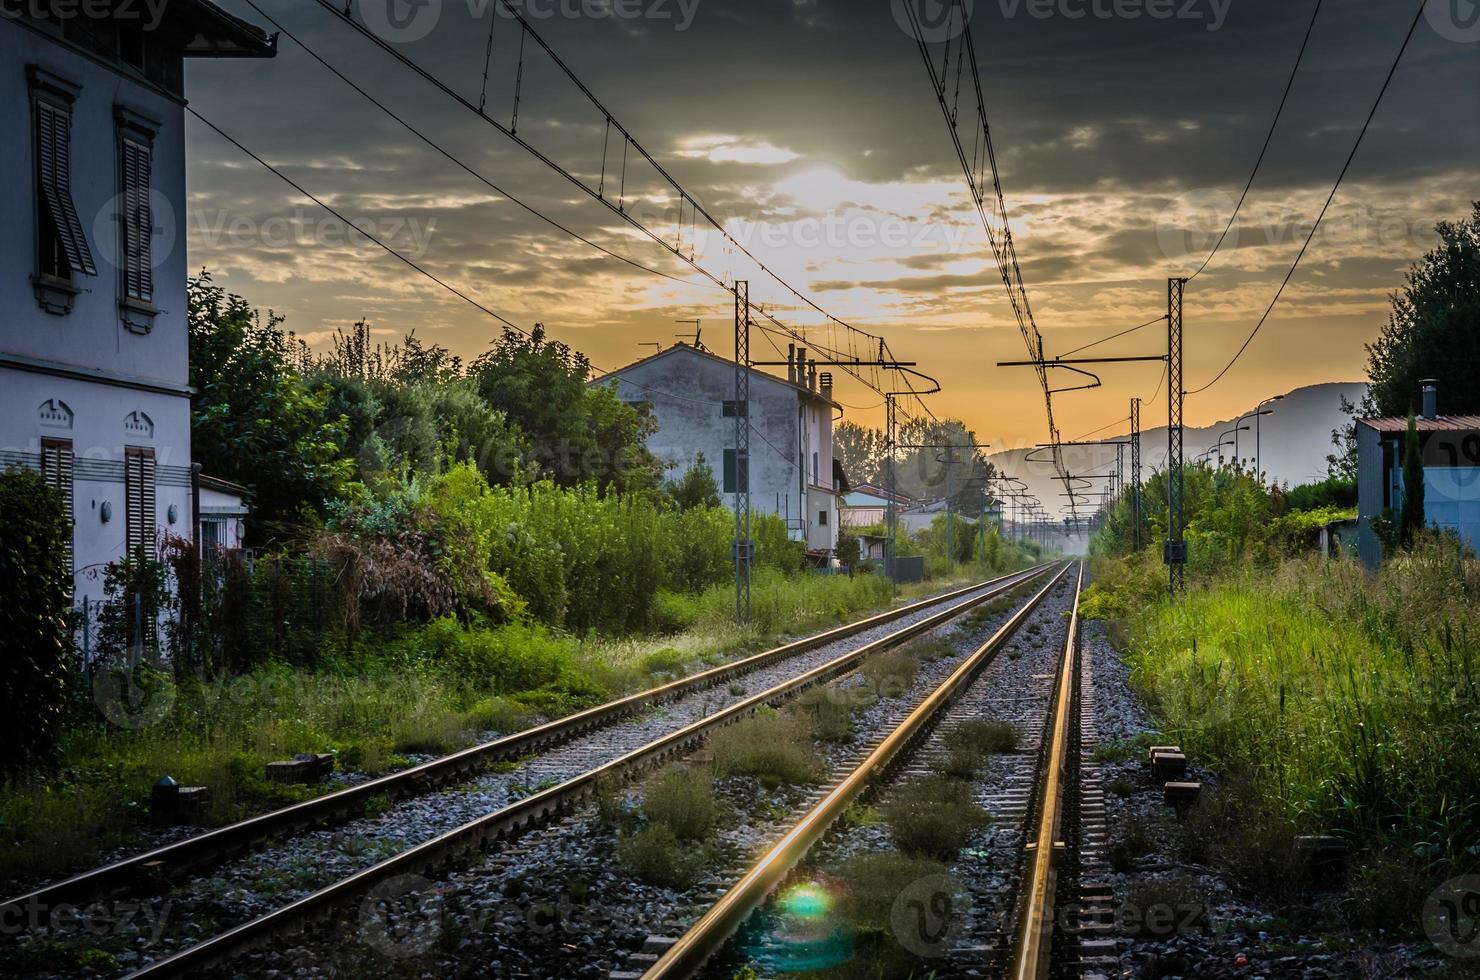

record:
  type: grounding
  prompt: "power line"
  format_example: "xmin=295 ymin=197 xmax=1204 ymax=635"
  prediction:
xmin=239 ymin=0 xmax=713 ymax=292
xmin=189 ymin=106 xmax=803 ymax=472
xmin=313 ymin=0 xmax=927 ymax=410
xmin=1188 ymin=0 xmax=1425 ymax=395
xmin=1188 ymin=0 xmax=1324 ymax=281
xmin=1057 ymin=316 xmax=1167 ymax=359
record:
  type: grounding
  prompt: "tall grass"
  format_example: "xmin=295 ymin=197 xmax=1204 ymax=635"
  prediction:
xmin=1121 ymin=536 xmax=1480 ymax=867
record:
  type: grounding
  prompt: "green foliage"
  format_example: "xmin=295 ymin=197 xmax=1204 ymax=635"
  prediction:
xmin=943 ymin=720 xmax=1020 ymax=755
xmin=666 ymin=454 xmax=721 ymax=511
xmin=1365 ymin=202 xmax=1480 ymax=418
xmin=472 ymin=325 xmax=660 ymax=492
xmin=883 ymin=775 xmax=992 ymax=859
xmin=188 ymin=272 xmax=352 ymax=539
xmin=0 ymin=469 xmax=72 ymax=776
xmin=1284 ymin=475 xmax=1357 ymax=512
xmin=711 ymin=708 xmax=822 ymax=787
xmin=640 ymin=766 xmax=719 ymax=841
xmin=1120 ymin=541 xmax=1480 ymax=869
xmin=617 ymin=823 xmax=707 ymax=888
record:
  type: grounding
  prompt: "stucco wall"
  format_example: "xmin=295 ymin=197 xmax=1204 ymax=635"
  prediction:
xmin=0 ymin=22 xmax=192 ymax=604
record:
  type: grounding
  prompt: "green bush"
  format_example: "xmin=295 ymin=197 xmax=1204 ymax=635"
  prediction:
xmin=711 ymin=708 xmax=822 ymax=787
xmin=943 ymin=720 xmax=1020 ymax=755
xmin=617 ymin=824 xmax=707 ymax=888
xmin=0 ymin=469 xmax=72 ymax=776
xmin=640 ymin=765 xmax=719 ymax=840
xmin=883 ymin=775 xmax=992 ymax=859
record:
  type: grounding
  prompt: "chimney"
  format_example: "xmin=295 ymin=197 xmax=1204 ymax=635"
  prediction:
xmin=808 ymin=360 xmax=817 ymax=391
xmin=796 ymin=348 xmax=808 ymax=386
xmin=820 ymin=371 xmax=833 ymax=401
xmin=1421 ymin=379 xmax=1438 ymax=420
xmin=787 ymin=344 xmax=796 ymax=384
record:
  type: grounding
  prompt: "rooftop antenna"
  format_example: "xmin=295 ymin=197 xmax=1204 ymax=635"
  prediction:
xmin=674 ymin=319 xmax=705 ymax=351
xmin=639 ymin=342 xmax=663 ymax=353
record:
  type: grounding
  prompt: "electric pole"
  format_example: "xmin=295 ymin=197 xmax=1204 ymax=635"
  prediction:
xmin=1167 ymin=278 xmax=1187 ymax=596
xmin=734 ymin=282 xmax=751 ymax=625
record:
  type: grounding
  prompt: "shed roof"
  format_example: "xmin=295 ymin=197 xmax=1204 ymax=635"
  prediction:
xmin=1358 ymin=416 xmax=1480 ymax=434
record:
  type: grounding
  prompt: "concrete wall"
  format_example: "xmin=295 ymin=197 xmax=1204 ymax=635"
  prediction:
xmin=0 ymin=21 xmax=192 ymax=604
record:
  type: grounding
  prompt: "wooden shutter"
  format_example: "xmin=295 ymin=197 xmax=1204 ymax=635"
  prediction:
xmin=35 ymin=101 xmax=97 ymax=277
xmin=121 ymin=137 xmax=152 ymax=301
xmin=124 ymin=447 xmax=156 ymax=557
xmin=40 ymin=439 xmax=75 ymax=575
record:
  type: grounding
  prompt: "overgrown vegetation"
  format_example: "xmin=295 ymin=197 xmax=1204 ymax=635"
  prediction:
xmin=882 ymin=775 xmax=992 ymax=860
xmin=0 ymin=470 xmax=72 ymax=776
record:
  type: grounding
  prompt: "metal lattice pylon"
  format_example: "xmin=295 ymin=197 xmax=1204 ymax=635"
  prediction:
xmin=1167 ymin=278 xmax=1186 ymax=595
xmin=734 ymin=281 xmax=751 ymax=625
xmin=1130 ymin=397 xmax=1142 ymax=551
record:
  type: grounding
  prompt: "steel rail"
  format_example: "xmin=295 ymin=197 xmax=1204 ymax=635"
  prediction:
xmin=121 ymin=565 xmax=1061 ymax=978
xmin=1011 ymin=562 xmax=1085 ymax=980
xmin=641 ymin=562 xmax=1076 ymax=979
xmin=3 ymin=566 xmax=1051 ymax=926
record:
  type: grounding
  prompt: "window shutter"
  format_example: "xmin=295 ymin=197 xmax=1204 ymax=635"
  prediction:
xmin=121 ymin=137 xmax=152 ymax=301
xmin=125 ymin=447 xmax=156 ymax=557
xmin=36 ymin=101 xmax=97 ymax=277
xmin=41 ymin=439 xmax=75 ymax=576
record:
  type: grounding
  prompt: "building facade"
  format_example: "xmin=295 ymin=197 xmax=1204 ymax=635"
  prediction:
xmin=0 ymin=3 xmax=273 ymax=603
xmin=1356 ymin=383 xmax=1480 ymax=566
xmin=597 ymin=344 xmax=845 ymax=554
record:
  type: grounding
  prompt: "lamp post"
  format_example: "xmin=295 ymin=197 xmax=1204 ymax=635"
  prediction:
xmin=1254 ymin=394 xmax=1285 ymax=479
xmin=1232 ymin=409 xmax=1276 ymax=469
xmin=1216 ymin=426 xmax=1250 ymax=466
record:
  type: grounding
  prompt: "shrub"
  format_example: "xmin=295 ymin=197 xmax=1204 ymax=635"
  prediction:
xmin=883 ymin=775 xmax=991 ymax=859
xmin=711 ymin=708 xmax=822 ymax=787
xmin=640 ymin=766 xmax=719 ymax=841
xmin=617 ymin=824 xmax=707 ymax=888
xmin=861 ymin=647 xmax=918 ymax=701
xmin=943 ymin=720 xmax=1020 ymax=755
xmin=0 ymin=469 xmax=72 ymax=776
xmin=791 ymin=687 xmax=855 ymax=743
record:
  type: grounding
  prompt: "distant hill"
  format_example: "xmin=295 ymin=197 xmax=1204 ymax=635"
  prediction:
xmin=988 ymin=382 xmax=1368 ymax=521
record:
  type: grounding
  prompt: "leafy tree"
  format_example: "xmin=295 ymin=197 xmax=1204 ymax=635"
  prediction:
xmin=472 ymin=326 xmax=659 ymax=492
xmin=188 ymin=273 xmax=352 ymax=541
xmin=1365 ymin=202 xmax=1480 ymax=416
xmin=1400 ymin=412 xmax=1426 ymax=547
xmin=0 ymin=469 xmax=72 ymax=775
xmin=666 ymin=454 xmax=721 ymax=510
xmin=834 ymin=422 xmax=885 ymax=485
xmin=835 ymin=418 xmax=997 ymax=514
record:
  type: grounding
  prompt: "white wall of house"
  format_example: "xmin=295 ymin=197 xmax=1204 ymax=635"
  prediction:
xmin=597 ymin=345 xmax=841 ymax=554
xmin=0 ymin=10 xmax=270 ymax=604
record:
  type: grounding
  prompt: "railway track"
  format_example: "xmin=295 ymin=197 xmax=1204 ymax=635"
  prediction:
xmin=3 ymin=563 xmax=1056 ymax=978
xmin=628 ymin=561 xmax=1090 ymax=979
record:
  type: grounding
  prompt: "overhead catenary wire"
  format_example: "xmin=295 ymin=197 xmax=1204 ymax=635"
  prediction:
xmin=239 ymin=0 xmax=711 ymax=291
xmin=1188 ymin=0 xmax=1425 ymax=395
xmin=188 ymin=106 xmax=804 ymax=472
xmin=1187 ymin=0 xmax=1325 ymax=281
xmin=315 ymin=0 xmax=928 ymax=414
xmin=1057 ymin=315 xmax=1167 ymax=359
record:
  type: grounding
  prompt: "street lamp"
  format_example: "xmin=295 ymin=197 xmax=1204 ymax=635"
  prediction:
xmin=1216 ymin=426 xmax=1250 ymax=466
xmin=1254 ymin=394 xmax=1285 ymax=479
xmin=1233 ymin=409 xmax=1277 ymax=469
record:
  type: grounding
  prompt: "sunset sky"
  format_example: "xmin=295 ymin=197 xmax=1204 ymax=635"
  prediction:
xmin=183 ymin=0 xmax=1478 ymax=453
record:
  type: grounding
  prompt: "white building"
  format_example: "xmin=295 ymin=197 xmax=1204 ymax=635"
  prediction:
xmin=597 ymin=344 xmax=846 ymax=555
xmin=0 ymin=2 xmax=274 ymax=604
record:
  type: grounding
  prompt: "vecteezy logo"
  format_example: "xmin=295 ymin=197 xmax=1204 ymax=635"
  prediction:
xmin=92 ymin=663 xmax=176 ymax=730
xmin=892 ymin=0 xmax=975 ymax=43
xmin=358 ymin=874 xmax=444 ymax=958
xmin=1154 ymin=187 xmax=1239 ymax=264
xmin=91 ymin=188 xmax=177 ymax=277
xmin=1426 ymin=0 xmax=1480 ymax=43
xmin=1425 ymin=875 xmax=1480 ymax=958
xmin=359 ymin=0 xmax=441 ymax=43
xmin=890 ymin=873 xmax=971 ymax=957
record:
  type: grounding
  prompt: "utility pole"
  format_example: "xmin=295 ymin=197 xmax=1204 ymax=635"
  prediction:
xmin=1167 ymin=278 xmax=1187 ymax=596
xmin=1130 ymin=397 xmax=1142 ymax=551
xmin=885 ymin=392 xmax=898 ymax=592
xmin=733 ymin=282 xmax=751 ymax=625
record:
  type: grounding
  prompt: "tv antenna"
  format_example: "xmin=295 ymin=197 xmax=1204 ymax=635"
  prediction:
xmin=674 ymin=319 xmax=705 ymax=351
